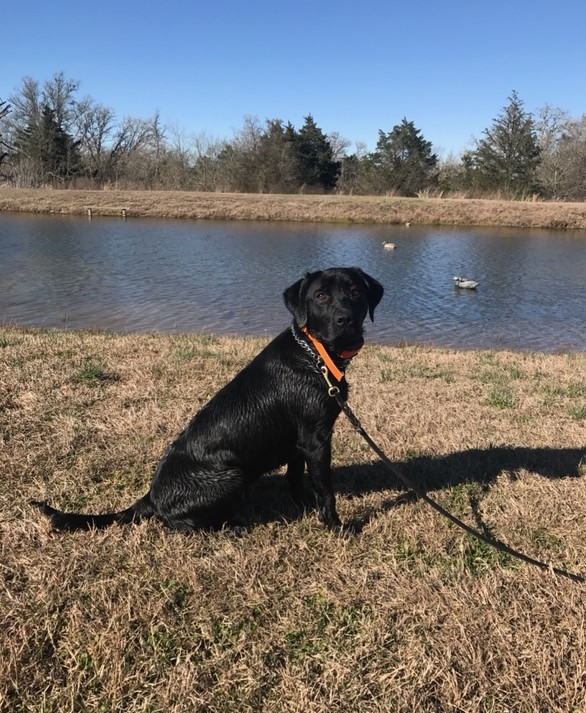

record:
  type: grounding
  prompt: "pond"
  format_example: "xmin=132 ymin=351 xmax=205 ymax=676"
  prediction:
xmin=0 ymin=213 xmax=584 ymax=352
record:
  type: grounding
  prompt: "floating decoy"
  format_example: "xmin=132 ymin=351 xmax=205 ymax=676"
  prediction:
xmin=382 ymin=241 xmax=396 ymax=250
xmin=453 ymin=276 xmax=479 ymax=289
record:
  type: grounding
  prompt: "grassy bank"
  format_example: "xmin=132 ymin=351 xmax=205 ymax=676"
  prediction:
xmin=2 ymin=187 xmax=586 ymax=229
xmin=1 ymin=326 xmax=585 ymax=711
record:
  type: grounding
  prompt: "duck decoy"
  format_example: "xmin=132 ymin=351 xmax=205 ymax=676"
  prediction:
xmin=382 ymin=241 xmax=396 ymax=250
xmin=453 ymin=276 xmax=478 ymax=289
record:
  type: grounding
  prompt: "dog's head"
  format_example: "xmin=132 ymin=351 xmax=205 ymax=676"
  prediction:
xmin=283 ymin=267 xmax=384 ymax=354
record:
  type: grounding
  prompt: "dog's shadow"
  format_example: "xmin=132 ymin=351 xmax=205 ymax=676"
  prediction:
xmin=250 ymin=445 xmax=585 ymax=529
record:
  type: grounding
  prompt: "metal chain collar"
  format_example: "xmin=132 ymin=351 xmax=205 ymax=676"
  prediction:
xmin=290 ymin=324 xmax=351 ymax=396
xmin=290 ymin=325 xmax=351 ymax=375
xmin=290 ymin=324 xmax=327 ymax=378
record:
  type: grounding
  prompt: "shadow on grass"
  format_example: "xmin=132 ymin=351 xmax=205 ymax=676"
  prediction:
xmin=251 ymin=445 xmax=585 ymax=527
xmin=335 ymin=445 xmax=586 ymax=495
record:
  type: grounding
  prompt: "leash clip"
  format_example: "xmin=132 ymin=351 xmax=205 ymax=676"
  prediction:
xmin=320 ymin=365 xmax=340 ymax=397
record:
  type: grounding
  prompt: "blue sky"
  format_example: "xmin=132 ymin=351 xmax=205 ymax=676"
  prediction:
xmin=2 ymin=0 xmax=585 ymax=157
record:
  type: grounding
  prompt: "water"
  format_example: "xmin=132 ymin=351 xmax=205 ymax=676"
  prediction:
xmin=0 ymin=213 xmax=584 ymax=351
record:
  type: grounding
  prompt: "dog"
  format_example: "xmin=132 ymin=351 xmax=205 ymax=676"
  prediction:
xmin=33 ymin=267 xmax=383 ymax=532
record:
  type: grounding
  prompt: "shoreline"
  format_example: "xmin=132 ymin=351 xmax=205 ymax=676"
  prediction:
xmin=1 ymin=187 xmax=586 ymax=230
xmin=2 ymin=322 xmax=583 ymax=356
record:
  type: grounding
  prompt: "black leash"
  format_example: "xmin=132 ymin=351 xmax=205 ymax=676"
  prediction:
xmin=292 ymin=324 xmax=584 ymax=583
xmin=336 ymin=393 xmax=585 ymax=584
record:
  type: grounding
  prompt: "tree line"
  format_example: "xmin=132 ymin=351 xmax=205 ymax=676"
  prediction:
xmin=1 ymin=73 xmax=586 ymax=200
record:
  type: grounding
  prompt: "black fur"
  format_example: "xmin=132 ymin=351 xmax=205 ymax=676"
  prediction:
xmin=33 ymin=267 xmax=383 ymax=532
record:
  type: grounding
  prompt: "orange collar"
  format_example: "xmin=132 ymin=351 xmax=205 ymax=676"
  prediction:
xmin=302 ymin=327 xmax=360 ymax=383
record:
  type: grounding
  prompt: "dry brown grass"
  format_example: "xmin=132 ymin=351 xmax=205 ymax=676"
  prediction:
xmin=2 ymin=187 xmax=586 ymax=229
xmin=1 ymin=326 xmax=586 ymax=712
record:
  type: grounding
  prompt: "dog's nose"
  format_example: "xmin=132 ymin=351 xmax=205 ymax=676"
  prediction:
xmin=335 ymin=313 xmax=354 ymax=328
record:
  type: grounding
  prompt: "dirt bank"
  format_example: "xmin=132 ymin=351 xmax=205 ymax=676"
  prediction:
xmin=2 ymin=187 xmax=586 ymax=229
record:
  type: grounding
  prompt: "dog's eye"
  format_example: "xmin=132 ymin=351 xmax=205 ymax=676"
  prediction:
xmin=350 ymin=287 xmax=361 ymax=298
xmin=315 ymin=291 xmax=328 ymax=301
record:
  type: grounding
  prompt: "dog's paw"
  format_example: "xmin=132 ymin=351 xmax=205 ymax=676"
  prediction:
xmin=340 ymin=519 xmax=364 ymax=536
xmin=320 ymin=511 xmax=343 ymax=531
xmin=291 ymin=490 xmax=315 ymax=512
xmin=219 ymin=523 xmax=252 ymax=539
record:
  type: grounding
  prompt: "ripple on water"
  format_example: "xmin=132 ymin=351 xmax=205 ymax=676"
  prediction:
xmin=0 ymin=215 xmax=584 ymax=352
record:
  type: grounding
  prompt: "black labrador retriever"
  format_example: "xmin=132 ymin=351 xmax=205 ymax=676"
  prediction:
xmin=34 ymin=267 xmax=383 ymax=532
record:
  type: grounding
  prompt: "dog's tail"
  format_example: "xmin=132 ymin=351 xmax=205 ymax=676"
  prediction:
xmin=31 ymin=493 xmax=155 ymax=531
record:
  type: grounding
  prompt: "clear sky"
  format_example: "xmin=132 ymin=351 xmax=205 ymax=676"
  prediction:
xmin=2 ymin=0 xmax=585 ymax=158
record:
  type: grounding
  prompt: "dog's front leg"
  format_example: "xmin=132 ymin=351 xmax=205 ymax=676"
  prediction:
xmin=299 ymin=431 xmax=341 ymax=530
xmin=286 ymin=450 xmax=308 ymax=508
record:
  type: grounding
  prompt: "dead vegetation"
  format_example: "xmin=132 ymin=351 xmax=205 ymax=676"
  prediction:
xmin=1 ymin=327 xmax=586 ymax=712
xmin=2 ymin=187 xmax=586 ymax=230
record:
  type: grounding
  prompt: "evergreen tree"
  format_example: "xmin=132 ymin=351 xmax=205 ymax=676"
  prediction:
xmin=466 ymin=91 xmax=541 ymax=196
xmin=257 ymin=119 xmax=300 ymax=192
xmin=16 ymin=105 xmax=81 ymax=185
xmin=370 ymin=118 xmax=437 ymax=196
xmin=293 ymin=115 xmax=340 ymax=191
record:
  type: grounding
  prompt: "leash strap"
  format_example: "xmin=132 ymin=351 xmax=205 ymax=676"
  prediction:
xmin=291 ymin=324 xmax=584 ymax=583
xmin=335 ymin=393 xmax=584 ymax=584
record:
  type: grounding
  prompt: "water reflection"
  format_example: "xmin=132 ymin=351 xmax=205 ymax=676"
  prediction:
xmin=0 ymin=213 xmax=584 ymax=352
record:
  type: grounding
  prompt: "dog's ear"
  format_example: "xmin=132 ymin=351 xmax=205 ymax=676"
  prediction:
xmin=283 ymin=271 xmax=321 ymax=328
xmin=354 ymin=268 xmax=384 ymax=321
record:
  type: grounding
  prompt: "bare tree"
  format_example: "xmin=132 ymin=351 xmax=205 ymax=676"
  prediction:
xmin=191 ymin=132 xmax=226 ymax=191
xmin=327 ymin=131 xmax=351 ymax=162
xmin=5 ymin=74 xmax=83 ymax=186
xmin=5 ymin=77 xmax=41 ymax=142
xmin=1 ymin=100 xmax=12 ymax=122
xmin=7 ymin=73 xmax=80 ymax=139
xmin=104 ymin=116 xmax=152 ymax=186
xmin=74 ymin=98 xmax=116 ymax=183
xmin=41 ymin=71 xmax=80 ymax=133
xmin=557 ymin=115 xmax=586 ymax=200
xmin=120 ymin=112 xmax=169 ymax=187
xmin=228 ymin=115 xmax=265 ymax=192
xmin=0 ymin=100 xmax=12 ymax=179
xmin=163 ymin=123 xmax=195 ymax=189
xmin=534 ymin=104 xmax=571 ymax=199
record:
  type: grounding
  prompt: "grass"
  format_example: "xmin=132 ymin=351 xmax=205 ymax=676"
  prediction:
xmin=2 ymin=187 xmax=586 ymax=229
xmin=74 ymin=358 xmax=120 ymax=387
xmin=1 ymin=326 xmax=585 ymax=712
